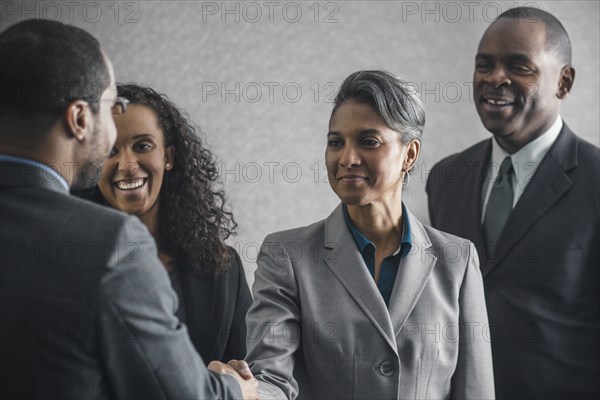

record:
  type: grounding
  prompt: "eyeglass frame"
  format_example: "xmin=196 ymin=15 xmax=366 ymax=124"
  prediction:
xmin=59 ymin=96 xmax=129 ymax=115
xmin=112 ymin=96 xmax=129 ymax=115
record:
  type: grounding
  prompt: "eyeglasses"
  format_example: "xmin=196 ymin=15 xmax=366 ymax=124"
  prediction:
xmin=112 ymin=96 xmax=129 ymax=115
xmin=59 ymin=96 xmax=129 ymax=115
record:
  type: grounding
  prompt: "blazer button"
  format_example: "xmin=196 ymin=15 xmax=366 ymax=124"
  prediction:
xmin=378 ymin=361 xmax=396 ymax=376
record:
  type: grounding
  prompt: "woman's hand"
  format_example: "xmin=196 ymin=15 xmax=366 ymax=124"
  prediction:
xmin=208 ymin=360 xmax=258 ymax=400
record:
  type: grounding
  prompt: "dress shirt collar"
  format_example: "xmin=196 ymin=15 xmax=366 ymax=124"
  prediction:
xmin=342 ymin=203 xmax=412 ymax=257
xmin=489 ymin=115 xmax=562 ymax=192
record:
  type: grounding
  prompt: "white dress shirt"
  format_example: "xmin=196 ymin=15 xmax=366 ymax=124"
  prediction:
xmin=481 ymin=115 xmax=563 ymax=222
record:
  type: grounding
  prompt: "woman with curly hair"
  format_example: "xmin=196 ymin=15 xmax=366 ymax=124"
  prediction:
xmin=75 ymin=83 xmax=252 ymax=364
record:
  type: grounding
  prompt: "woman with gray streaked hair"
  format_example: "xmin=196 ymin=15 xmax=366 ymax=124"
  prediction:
xmin=244 ymin=70 xmax=494 ymax=399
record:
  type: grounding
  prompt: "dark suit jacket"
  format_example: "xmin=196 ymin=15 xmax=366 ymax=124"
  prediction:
xmin=175 ymin=248 xmax=252 ymax=363
xmin=0 ymin=160 xmax=242 ymax=399
xmin=426 ymin=125 xmax=600 ymax=399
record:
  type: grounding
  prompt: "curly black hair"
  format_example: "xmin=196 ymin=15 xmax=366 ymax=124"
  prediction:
xmin=75 ymin=83 xmax=237 ymax=275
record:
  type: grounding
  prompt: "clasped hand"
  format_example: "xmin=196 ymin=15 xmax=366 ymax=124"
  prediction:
xmin=208 ymin=359 xmax=258 ymax=400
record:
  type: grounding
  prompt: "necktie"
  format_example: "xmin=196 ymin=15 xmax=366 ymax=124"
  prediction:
xmin=483 ymin=157 xmax=514 ymax=244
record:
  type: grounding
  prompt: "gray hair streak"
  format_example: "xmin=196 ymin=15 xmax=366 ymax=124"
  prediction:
xmin=332 ymin=70 xmax=425 ymax=145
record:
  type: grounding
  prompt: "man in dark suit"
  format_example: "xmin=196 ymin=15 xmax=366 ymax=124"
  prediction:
xmin=0 ymin=20 xmax=257 ymax=399
xmin=426 ymin=7 xmax=599 ymax=399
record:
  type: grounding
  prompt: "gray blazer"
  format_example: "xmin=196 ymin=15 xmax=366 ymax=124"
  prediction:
xmin=246 ymin=204 xmax=495 ymax=400
xmin=0 ymin=160 xmax=241 ymax=399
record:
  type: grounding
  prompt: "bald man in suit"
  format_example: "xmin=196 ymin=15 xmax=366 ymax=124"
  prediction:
xmin=426 ymin=7 xmax=599 ymax=399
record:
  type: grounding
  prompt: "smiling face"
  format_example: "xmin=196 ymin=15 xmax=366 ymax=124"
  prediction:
xmin=474 ymin=18 xmax=571 ymax=153
xmin=97 ymin=104 xmax=174 ymax=220
xmin=326 ymin=100 xmax=410 ymax=207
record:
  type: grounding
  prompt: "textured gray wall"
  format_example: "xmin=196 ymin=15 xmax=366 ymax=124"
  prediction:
xmin=2 ymin=0 xmax=598 ymax=286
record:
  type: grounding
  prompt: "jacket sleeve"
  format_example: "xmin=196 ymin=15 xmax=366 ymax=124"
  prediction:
xmin=245 ymin=234 xmax=301 ymax=400
xmin=450 ymin=242 xmax=495 ymax=399
xmin=97 ymin=216 xmax=243 ymax=400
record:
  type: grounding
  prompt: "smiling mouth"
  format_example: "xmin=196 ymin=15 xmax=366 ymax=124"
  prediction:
xmin=114 ymin=178 xmax=147 ymax=190
xmin=338 ymin=175 xmax=367 ymax=183
xmin=482 ymin=97 xmax=515 ymax=106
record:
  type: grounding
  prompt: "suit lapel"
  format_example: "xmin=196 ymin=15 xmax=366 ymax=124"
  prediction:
xmin=388 ymin=208 xmax=437 ymax=337
xmin=458 ymin=141 xmax=491 ymax=265
xmin=323 ymin=204 xmax=398 ymax=353
xmin=481 ymin=126 xmax=578 ymax=276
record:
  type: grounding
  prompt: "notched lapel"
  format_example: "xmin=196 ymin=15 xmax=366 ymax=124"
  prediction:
xmin=388 ymin=210 xmax=437 ymax=337
xmin=455 ymin=141 xmax=490 ymax=265
xmin=323 ymin=204 xmax=398 ymax=353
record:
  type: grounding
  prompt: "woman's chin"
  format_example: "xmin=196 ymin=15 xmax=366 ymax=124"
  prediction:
xmin=112 ymin=201 xmax=147 ymax=216
xmin=339 ymin=196 xmax=369 ymax=207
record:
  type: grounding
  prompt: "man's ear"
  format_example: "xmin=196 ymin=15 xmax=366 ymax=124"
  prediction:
xmin=402 ymin=139 xmax=421 ymax=172
xmin=557 ymin=66 xmax=575 ymax=99
xmin=64 ymin=100 xmax=92 ymax=141
xmin=165 ymin=145 xmax=175 ymax=171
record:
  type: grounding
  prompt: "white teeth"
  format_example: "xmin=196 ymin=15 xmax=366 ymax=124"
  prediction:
xmin=486 ymin=99 xmax=512 ymax=105
xmin=115 ymin=178 xmax=145 ymax=190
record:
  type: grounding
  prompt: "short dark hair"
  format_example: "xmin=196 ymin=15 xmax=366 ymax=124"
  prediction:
xmin=496 ymin=7 xmax=572 ymax=65
xmin=332 ymin=70 xmax=425 ymax=145
xmin=0 ymin=19 xmax=110 ymax=116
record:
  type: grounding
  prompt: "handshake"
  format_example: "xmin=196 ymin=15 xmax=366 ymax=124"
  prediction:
xmin=209 ymin=360 xmax=259 ymax=400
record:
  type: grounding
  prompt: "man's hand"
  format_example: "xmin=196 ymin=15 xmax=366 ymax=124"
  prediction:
xmin=208 ymin=360 xmax=258 ymax=400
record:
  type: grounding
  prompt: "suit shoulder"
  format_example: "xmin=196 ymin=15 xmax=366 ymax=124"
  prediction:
xmin=426 ymin=140 xmax=490 ymax=195
xmin=60 ymin=196 xmax=154 ymax=263
xmin=225 ymin=245 xmax=242 ymax=266
xmin=431 ymin=139 xmax=489 ymax=169
xmin=22 ymin=191 xmax=145 ymax=245
xmin=191 ymin=246 xmax=248 ymax=298
xmin=423 ymin=223 xmax=475 ymax=248
xmin=421 ymin=224 xmax=479 ymax=275
xmin=576 ymin=136 xmax=600 ymax=164
xmin=263 ymin=219 xmax=325 ymax=246
xmin=219 ymin=246 xmax=245 ymax=280
xmin=61 ymin=194 xmax=129 ymax=222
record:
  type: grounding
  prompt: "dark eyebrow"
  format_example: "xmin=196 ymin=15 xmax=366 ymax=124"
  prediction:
xmin=357 ymin=129 xmax=382 ymax=136
xmin=131 ymin=134 xmax=155 ymax=140
xmin=476 ymin=52 xmax=532 ymax=63
xmin=475 ymin=52 xmax=493 ymax=60
xmin=505 ymin=54 xmax=533 ymax=63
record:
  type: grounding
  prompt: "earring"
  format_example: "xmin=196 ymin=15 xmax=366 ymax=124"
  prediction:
xmin=402 ymin=168 xmax=410 ymax=186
